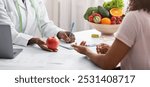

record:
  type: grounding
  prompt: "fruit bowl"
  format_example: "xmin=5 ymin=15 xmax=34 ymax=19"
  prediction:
xmin=84 ymin=0 xmax=125 ymax=35
xmin=89 ymin=22 xmax=120 ymax=35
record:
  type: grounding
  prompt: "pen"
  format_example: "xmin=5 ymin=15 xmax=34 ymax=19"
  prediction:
xmin=59 ymin=45 xmax=73 ymax=50
xmin=86 ymin=44 xmax=97 ymax=47
xmin=69 ymin=22 xmax=75 ymax=37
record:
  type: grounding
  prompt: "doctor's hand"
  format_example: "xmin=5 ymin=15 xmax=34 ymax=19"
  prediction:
xmin=57 ymin=31 xmax=75 ymax=43
xmin=71 ymin=41 xmax=92 ymax=55
xmin=28 ymin=38 xmax=57 ymax=52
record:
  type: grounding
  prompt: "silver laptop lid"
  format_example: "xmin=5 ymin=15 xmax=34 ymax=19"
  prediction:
xmin=0 ymin=25 xmax=13 ymax=58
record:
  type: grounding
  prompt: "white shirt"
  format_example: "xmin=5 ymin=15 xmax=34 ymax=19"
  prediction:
xmin=0 ymin=0 xmax=63 ymax=46
xmin=115 ymin=10 xmax=150 ymax=70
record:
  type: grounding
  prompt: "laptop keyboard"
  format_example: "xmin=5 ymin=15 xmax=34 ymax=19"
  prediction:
xmin=13 ymin=51 xmax=17 ymax=55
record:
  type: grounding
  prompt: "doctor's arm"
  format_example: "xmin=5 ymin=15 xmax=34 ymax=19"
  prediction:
xmin=0 ymin=1 xmax=55 ymax=52
xmin=0 ymin=0 xmax=32 ymax=46
xmin=38 ymin=1 xmax=75 ymax=43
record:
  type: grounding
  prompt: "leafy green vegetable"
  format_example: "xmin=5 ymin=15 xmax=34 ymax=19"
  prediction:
xmin=84 ymin=7 xmax=99 ymax=20
xmin=103 ymin=0 xmax=124 ymax=10
xmin=98 ymin=6 xmax=110 ymax=17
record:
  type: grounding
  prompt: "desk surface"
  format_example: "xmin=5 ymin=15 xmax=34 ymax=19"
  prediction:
xmin=0 ymin=30 xmax=114 ymax=70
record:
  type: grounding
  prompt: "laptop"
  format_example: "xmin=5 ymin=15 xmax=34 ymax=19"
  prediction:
xmin=0 ymin=25 xmax=23 ymax=59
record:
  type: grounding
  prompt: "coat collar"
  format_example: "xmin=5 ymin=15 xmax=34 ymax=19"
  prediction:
xmin=14 ymin=0 xmax=26 ymax=9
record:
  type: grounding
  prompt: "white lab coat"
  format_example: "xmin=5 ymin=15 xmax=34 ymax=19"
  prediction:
xmin=0 ymin=0 xmax=63 ymax=46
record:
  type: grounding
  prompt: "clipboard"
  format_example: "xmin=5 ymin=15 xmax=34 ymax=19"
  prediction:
xmin=59 ymin=41 xmax=74 ymax=50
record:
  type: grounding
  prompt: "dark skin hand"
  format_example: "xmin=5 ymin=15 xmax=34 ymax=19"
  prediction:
xmin=28 ymin=31 xmax=75 ymax=52
xmin=57 ymin=31 xmax=75 ymax=43
xmin=96 ymin=43 xmax=110 ymax=54
xmin=28 ymin=38 xmax=57 ymax=52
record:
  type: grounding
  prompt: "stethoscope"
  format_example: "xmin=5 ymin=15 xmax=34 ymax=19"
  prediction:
xmin=15 ymin=0 xmax=40 ymax=33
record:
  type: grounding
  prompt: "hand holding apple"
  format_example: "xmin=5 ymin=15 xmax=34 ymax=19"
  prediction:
xmin=28 ymin=38 xmax=58 ymax=52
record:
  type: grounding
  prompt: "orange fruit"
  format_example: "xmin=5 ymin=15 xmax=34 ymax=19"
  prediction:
xmin=110 ymin=8 xmax=123 ymax=17
xmin=101 ymin=18 xmax=111 ymax=24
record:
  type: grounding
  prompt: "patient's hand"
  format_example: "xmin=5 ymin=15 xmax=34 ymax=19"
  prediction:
xmin=72 ymin=41 xmax=92 ymax=55
xmin=96 ymin=43 xmax=110 ymax=54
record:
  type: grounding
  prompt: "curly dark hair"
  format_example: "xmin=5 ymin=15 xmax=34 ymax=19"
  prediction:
xmin=128 ymin=0 xmax=150 ymax=12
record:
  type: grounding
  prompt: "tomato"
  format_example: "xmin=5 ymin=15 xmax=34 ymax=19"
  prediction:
xmin=88 ymin=15 xmax=94 ymax=22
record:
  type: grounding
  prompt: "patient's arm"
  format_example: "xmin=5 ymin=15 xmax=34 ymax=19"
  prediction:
xmin=72 ymin=39 xmax=130 ymax=70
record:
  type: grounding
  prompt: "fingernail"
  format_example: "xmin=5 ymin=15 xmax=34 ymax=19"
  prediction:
xmin=66 ymin=38 xmax=70 ymax=42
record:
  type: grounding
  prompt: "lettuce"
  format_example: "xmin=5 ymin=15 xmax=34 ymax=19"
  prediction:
xmin=103 ymin=0 xmax=124 ymax=10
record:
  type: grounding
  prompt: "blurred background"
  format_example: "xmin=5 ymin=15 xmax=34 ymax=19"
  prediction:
xmin=44 ymin=0 xmax=129 ymax=32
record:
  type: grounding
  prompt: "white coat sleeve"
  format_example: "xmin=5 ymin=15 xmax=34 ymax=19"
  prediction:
xmin=37 ymin=0 xmax=64 ymax=38
xmin=0 ymin=0 xmax=33 ymax=46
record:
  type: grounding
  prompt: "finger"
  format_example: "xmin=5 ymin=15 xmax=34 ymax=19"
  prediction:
xmin=40 ymin=45 xmax=53 ymax=52
xmin=69 ymin=36 xmax=75 ymax=43
xmin=98 ymin=45 xmax=102 ymax=53
xmin=97 ymin=50 xmax=100 ymax=54
xmin=62 ymin=33 xmax=71 ymax=43
xmin=82 ymin=41 xmax=86 ymax=46
xmin=68 ymin=33 xmax=75 ymax=43
xmin=52 ymin=49 xmax=58 ymax=52
xmin=101 ymin=43 xmax=109 ymax=47
xmin=80 ymin=41 xmax=86 ymax=46
xmin=71 ymin=44 xmax=78 ymax=48
xmin=100 ymin=47 xmax=105 ymax=54
xmin=80 ymin=41 xmax=84 ymax=45
xmin=39 ymin=45 xmax=55 ymax=52
xmin=96 ymin=45 xmax=101 ymax=54
xmin=99 ymin=43 xmax=105 ymax=47
xmin=72 ymin=44 xmax=83 ymax=51
xmin=62 ymin=32 xmax=75 ymax=43
xmin=71 ymin=43 xmax=77 ymax=47
xmin=37 ymin=39 xmax=46 ymax=45
xmin=96 ymin=44 xmax=100 ymax=49
xmin=101 ymin=43 xmax=105 ymax=45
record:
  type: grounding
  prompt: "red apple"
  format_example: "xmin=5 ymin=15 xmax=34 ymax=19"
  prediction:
xmin=46 ymin=37 xmax=60 ymax=50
